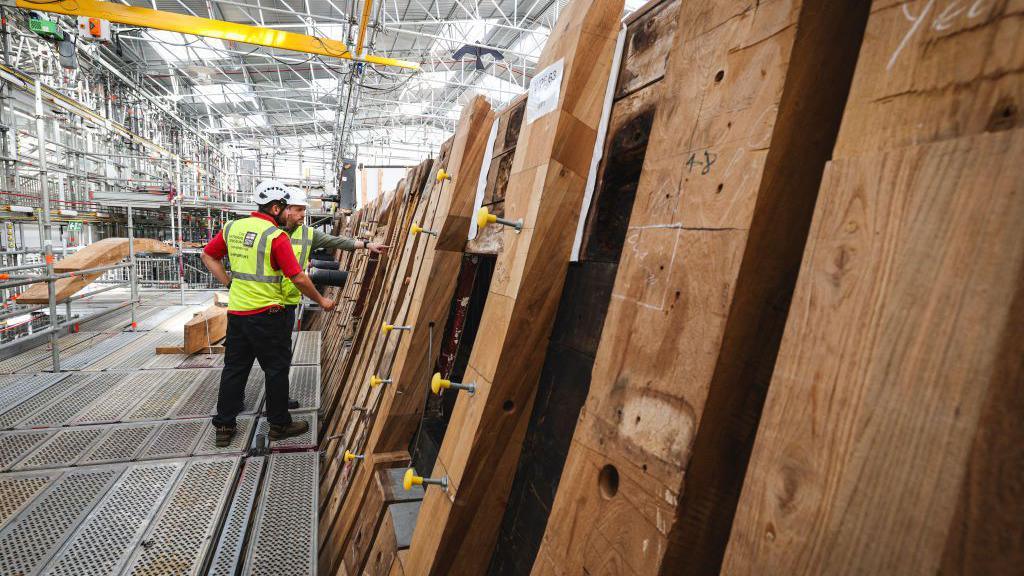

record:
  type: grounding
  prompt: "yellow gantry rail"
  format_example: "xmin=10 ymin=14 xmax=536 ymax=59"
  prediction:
xmin=16 ymin=0 xmax=419 ymax=69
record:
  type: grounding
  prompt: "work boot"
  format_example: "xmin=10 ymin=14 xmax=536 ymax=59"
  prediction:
xmin=288 ymin=398 xmax=300 ymax=409
xmin=269 ymin=420 xmax=309 ymax=441
xmin=214 ymin=426 xmax=236 ymax=448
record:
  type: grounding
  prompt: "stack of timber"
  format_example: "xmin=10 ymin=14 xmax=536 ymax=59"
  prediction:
xmin=17 ymin=237 xmax=174 ymax=303
xmin=315 ymin=93 xmax=495 ymax=576
xmin=534 ymin=0 xmax=871 ymax=574
xmin=721 ymin=1 xmax=1024 ymax=574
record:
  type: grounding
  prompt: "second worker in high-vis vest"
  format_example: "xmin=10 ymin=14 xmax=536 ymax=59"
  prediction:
xmin=201 ymin=180 xmax=337 ymax=447
xmin=278 ymin=187 xmax=388 ymax=334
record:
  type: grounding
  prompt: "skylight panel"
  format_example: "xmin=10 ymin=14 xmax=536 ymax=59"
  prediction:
xmin=147 ymin=30 xmax=227 ymax=62
xmin=194 ymin=83 xmax=256 ymax=105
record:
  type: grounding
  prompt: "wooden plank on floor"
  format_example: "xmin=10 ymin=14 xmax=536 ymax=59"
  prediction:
xmin=183 ymin=304 xmax=227 ymax=354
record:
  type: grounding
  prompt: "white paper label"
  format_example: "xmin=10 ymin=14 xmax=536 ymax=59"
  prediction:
xmin=526 ymin=59 xmax=564 ymax=124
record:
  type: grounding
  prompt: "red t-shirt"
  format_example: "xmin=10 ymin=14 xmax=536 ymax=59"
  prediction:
xmin=203 ymin=212 xmax=303 ymax=315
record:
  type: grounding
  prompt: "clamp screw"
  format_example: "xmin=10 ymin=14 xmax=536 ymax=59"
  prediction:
xmin=431 ymin=372 xmax=476 ymax=395
xmin=476 ymin=206 xmax=522 ymax=232
xmin=381 ymin=321 xmax=412 ymax=334
xmin=369 ymin=374 xmax=392 ymax=388
xmin=343 ymin=450 xmax=364 ymax=463
xmin=410 ymin=223 xmax=437 ymax=236
xmin=403 ymin=468 xmax=448 ymax=492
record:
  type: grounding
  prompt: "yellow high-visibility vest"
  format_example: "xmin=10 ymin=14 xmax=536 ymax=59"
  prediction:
xmin=280 ymin=224 xmax=312 ymax=305
xmin=224 ymin=217 xmax=285 ymax=311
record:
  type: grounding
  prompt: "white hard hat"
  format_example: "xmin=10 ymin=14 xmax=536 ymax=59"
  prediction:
xmin=252 ymin=180 xmax=291 ymax=205
xmin=287 ymin=187 xmax=309 ymax=207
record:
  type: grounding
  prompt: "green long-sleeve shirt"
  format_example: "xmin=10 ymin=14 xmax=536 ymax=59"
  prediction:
xmin=310 ymin=227 xmax=358 ymax=252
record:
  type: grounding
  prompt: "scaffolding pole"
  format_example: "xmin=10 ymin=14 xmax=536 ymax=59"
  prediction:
xmin=33 ymin=80 xmax=60 ymax=371
xmin=176 ymin=157 xmax=184 ymax=305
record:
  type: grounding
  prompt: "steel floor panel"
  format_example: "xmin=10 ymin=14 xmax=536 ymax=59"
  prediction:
xmin=0 ymin=332 xmax=104 ymax=374
xmin=252 ymin=410 xmax=318 ymax=450
xmin=122 ymin=369 xmax=202 ymax=422
xmin=0 ymin=373 xmax=87 ymax=430
xmin=122 ymin=456 xmax=239 ymax=576
xmin=289 ymin=365 xmax=321 ymax=410
xmin=0 ymin=429 xmax=57 ymax=470
xmin=12 ymin=426 xmax=107 ymax=471
xmin=60 ymin=332 xmax=146 ymax=371
xmin=78 ymin=422 xmax=163 ymax=466
xmin=140 ymin=353 xmax=186 ymax=370
xmin=290 ymin=331 xmax=321 ymax=366
xmin=0 ymin=469 xmax=59 ymax=530
xmin=41 ymin=460 xmax=184 ymax=576
xmin=178 ymin=352 xmax=225 ymax=369
xmin=18 ymin=372 xmax=129 ymax=429
xmin=0 ymin=464 xmax=126 ymax=576
xmin=80 ymin=331 xmax=174 ymax=371
xmin=208 ymin=456 xmax=264 ymax=576
xmin=137 ymin=419 xmax=207 ymax=461
xmin=132 ymin=306 xmax=185 ymax=332
xmin=242 ymin=451 xmax=317 ymax=576
xmin=69 ymin=372 xmax=160 ymax=426
xmin=0 ymin=372 xmax=69 ymax=415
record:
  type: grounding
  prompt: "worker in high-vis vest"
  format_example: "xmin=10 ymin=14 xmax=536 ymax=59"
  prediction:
xmin=279 ymin=186 xmax=388 ymax=332
xmin=200 ymin=180 xmax=337 ymax=447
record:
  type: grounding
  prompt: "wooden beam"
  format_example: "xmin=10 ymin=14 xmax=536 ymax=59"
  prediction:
xmin=402 ymin=2 xmax=625 ymax=573
xmin=184 ymin=304 xmax=228 ymax=354
xmin=722 ymin=1 xmax=1024 ymax=573
xmin=533 ymin=0 xmax=871 ymax=573
xmin=18 ymin=237 xmax=174 ymax=303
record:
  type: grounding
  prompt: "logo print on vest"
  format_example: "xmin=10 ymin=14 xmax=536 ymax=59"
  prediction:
xmin=243 ymin=231 xmax=258 ymax=247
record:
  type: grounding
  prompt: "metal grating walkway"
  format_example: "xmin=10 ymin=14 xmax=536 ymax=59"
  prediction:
xmin=0 ymin=291 xmax=321 ymax=576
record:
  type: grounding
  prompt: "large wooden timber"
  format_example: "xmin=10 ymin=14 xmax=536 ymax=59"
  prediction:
xmin=317 ymin=96 xmax=493 ymax=576
xmin=721 ymin=1 xmax=1024 ymax=573
xmin=402 ymin=1 xmax=625 ymax=574
xmin=489 ymin=1 xmax=680 ymax=572
xmin=533 ymin=1 xmax=870 ymax=574
xmin=18 ymin=237 xmax=174 ymax=303
xmin=466 ymin=95 xmax=526 ymax=255
xmin=183 ymin=303 xmax=227 ymax=353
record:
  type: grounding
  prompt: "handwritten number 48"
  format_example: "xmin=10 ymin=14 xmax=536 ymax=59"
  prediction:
xmin=686 ymin=150 xmax=716 ymax=175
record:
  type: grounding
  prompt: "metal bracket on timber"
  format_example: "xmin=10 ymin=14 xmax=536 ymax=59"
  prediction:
xmin=316 ymin=96 xmax=494 ymax=576
xmin=398 ymin=1 xmax=626 ymax=574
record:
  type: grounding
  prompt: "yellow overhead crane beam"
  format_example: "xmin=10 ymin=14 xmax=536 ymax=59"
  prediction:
xmin=16 ymin=0 xmax=419 ymax=69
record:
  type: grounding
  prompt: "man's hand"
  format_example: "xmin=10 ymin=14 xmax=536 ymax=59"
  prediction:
xmin=367 ymin=242 xmax=389 ymax=255
xmin=319 ymin=296 xmax=337 ymax=312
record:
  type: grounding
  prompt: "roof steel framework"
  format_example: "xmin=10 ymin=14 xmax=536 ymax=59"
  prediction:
xmin=108 ymin=0 xmax=568 ymax=176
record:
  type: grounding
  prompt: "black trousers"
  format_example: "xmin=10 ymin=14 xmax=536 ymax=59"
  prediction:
xmin=284 ymin=304 xmax=297 ymax=334
xmin=214 ymin=309 xmax=292 ymax=427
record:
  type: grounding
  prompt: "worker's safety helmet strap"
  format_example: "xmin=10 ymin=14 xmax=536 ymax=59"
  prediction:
xmin=252 ymin=180 xmax=291 ymax=206
xmin=287 ymin=187 xmax=309 ymax=207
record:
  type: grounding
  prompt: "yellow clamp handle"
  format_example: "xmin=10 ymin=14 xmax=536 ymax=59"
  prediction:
xmin=436 ymin=169 xmax=451 ymax=182
xmin=403 ymin=468 xmax=424 ymax=491
xmin=476 ymin=206 xmax=498 ymax=230
xmin=381 ymin=321 xmax=394 ymax=334
xmin=369 ymin=374 xmax=385 ymax=388
xmin=410 ymin=223 xmax=422 ymax=235
xmin=431 ymin=372 xmax=451 ymax=395
xmin=343 ymin=450 xmax=360 ymax=463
